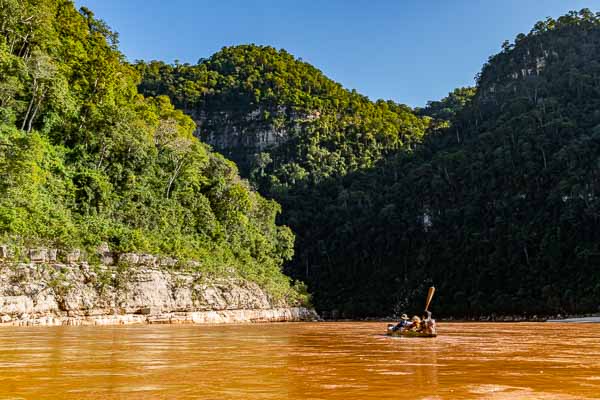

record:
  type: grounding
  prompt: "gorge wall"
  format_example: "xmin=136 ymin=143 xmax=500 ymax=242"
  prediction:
xmin=0 ymin=247 xmax=317 ymax=327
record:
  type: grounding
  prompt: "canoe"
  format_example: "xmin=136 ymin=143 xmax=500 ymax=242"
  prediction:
xmin=386 ymin=330 xmax=437 ymax=338
xmin=386 ymin=324 xmax=437 ymax=337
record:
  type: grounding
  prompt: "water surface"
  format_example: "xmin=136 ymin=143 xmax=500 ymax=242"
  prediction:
xmin=0 ymin=322 xmax=598 ymax=399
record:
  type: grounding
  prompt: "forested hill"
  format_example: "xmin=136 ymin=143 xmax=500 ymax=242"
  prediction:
xmin=136 ymin=46 xmax=430 ymax=316
xmin=0 ymin=0 xmax=305 ymax=303
xmin=412 ymin=9 xmax=600 ymax=316
xmin=290 ymin=8 xmax=600 ymax=317
xmin=136 ymin=46 xmax=428 ymax=193
xmin=139 ymin=9 xmax=600 ymax=318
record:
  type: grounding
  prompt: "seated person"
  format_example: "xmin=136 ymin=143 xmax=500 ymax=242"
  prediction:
xmin=410 ymin=315 xmax=421 ymax=331
xmin=391 ymin=314 xmax=410 ymax=331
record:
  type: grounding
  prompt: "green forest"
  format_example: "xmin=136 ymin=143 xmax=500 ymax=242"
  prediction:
xmin=2 ymin=1 xmax=600 ymax=317
xmin=138 ymin=9 xmax=600 ymax=318
xmin=0 ymin=0 xmax=305 ymax=304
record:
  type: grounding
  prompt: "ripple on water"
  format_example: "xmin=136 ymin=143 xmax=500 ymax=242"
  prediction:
xmin=467 ymin=384 xmax=530 ymax=394
xmin=320 ymin=384 xmax=369 ymax=390
xmin=114 ymin=385 xmax=168 ymax=392
xmin=378 ymin=371 xmax=414 ymax=376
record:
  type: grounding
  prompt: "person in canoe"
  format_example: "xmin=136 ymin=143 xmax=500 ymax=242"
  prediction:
xmin=387 ymin=286 xmax=437 ymax=337
xmin=390 ymin=314 xmax=411 ymax=332
xmin=409 ymin=316 xmax=422 ymax=331
xmin=390 ymin=314 xmax=422 ymax=333
xmin=420 ymin=310 xmax=436 ymax=335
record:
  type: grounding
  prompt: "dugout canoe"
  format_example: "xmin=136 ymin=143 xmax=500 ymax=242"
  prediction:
xmin=386 ymin=325 xmax=437 ymax=338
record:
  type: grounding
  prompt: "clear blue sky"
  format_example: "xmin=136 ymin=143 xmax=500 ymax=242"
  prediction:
xmin=74 ymin=0 xmax=598 ymax=107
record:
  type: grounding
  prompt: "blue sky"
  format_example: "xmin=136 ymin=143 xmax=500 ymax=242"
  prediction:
xmin=75 ymin=0 xmax=599 ymax=107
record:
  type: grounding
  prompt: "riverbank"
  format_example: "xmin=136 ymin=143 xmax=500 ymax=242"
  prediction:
xmin=0 ymin=247 xmax=318 ymax=327
xmin=319 ymin=313 xmax=600 ymax=323
xmin=440 ymin=314 xmax=600 ymax=322
xmin=0 ymin=307 xmax=317 ymax=327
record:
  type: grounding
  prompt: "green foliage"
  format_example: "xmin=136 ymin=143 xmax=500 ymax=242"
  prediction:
xmin=139 ymin=10 xmax=600 ymax=318
xmin=12 ymin=2 xmax=596 ymax=317
xmin=277 ymin=8 xmax=600 ymax=317
xmin=0 ymin=0 xmax=299 ymax=301
xmin=138 ymin=44 xmax=430 ymax=315
xmin=416 ymin=87 xmax=476 ymax=132
xmin=136 ymin=45 xmax=429 ymax=190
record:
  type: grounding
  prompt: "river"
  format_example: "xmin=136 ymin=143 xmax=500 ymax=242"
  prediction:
xmin=0 ymin=322 xmax=598 ymax=399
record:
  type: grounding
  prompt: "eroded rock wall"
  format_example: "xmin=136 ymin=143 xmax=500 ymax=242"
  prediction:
xmin=0 ymin=260 xmax=317 ymax=327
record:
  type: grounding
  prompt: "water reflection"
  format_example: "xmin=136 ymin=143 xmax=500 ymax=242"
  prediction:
xmin=0 ymin=322 xmax=598 ymax=399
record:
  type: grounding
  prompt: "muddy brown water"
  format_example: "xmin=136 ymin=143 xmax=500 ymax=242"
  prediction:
xmin=0 ymin=322 xmax=598 ymax=399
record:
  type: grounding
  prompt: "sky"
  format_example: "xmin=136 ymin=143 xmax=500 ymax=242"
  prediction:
xmin=74 ymin=0 xmax=599 ymax=107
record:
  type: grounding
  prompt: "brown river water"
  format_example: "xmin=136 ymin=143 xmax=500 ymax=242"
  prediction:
xmin=0 ymin=322 xmax=599 ymax=399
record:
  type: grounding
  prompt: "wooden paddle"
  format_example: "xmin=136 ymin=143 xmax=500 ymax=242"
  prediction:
xmin=424 ymin=286 xmax=435 ymax=312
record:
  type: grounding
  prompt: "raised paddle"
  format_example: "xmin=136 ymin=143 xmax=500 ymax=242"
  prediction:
xmin=424 ymin=286 xmax=435 ymax=312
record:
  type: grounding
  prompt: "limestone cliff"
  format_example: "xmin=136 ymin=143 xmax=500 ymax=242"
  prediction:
xmin=0 ymin=248 xmax=317 ymax=327
xmin=188 ymin=106 xmax=320 ymax=175
xmin=191 ymin=107 xmax=306 ymax=151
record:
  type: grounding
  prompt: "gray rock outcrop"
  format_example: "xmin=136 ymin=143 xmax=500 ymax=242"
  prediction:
xmin=0 ymin=254 xmax=317 ymax=326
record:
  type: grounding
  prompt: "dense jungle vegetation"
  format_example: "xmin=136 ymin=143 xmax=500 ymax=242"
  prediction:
xmin=136 ymin=47 xmax=428 ymax=191
xmin=139 ymin=9 xmax=600 ymax=317
xmin=0 ymin=0 xmax=305 ymax=302
xmin=2 ymin=1 xmax=599 ymax=317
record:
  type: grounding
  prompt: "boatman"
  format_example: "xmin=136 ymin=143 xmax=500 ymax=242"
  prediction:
xmin=421 ymin=310 xmax=436 ymax=335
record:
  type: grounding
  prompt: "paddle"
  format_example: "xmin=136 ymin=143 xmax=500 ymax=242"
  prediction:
xmin=424 ymin=286 xmax=435 ymax=312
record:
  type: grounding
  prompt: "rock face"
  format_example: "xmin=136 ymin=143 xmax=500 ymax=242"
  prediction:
xmin=191 ymin=107 xmax=318 ymax=152
xmin=0 ymin=261 xmax=317 ymax=327
xmin=187 ymin=107 xmax=322 ymax=177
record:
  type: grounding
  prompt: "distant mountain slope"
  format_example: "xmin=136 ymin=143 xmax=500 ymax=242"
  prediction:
xmin=136 ymin=46 xmax=428 ymax=192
